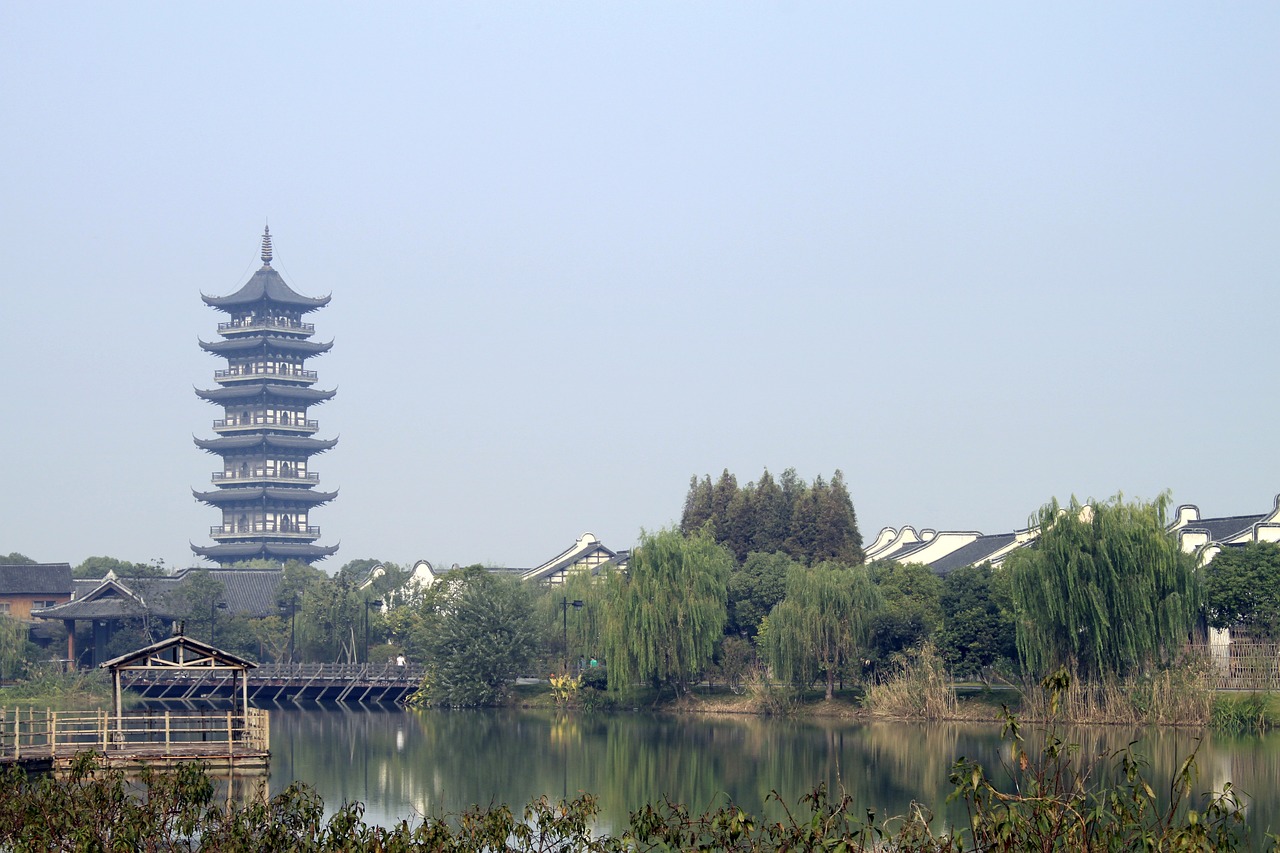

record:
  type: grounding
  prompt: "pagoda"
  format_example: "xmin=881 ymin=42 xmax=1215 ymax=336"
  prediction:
xmin=191 ymin=227 xmax=339 ymax=565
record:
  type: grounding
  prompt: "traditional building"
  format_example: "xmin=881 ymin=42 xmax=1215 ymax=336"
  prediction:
xmin=191 ymin=227 xmax=338 ymax=565
xmin=0 ymin=563 xmax=72 ymax=621
xmin=33 ymin=568 xmax=286 ymax=667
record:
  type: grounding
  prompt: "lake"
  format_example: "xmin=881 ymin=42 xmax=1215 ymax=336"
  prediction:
xmin=265 ymin=706 xmax=1280 ymax=842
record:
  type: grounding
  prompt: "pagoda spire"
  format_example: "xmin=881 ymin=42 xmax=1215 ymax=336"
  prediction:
xmin=260 ymin=225 xmax=273 ymax=267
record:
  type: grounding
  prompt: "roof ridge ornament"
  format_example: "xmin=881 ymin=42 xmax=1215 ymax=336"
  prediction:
xmin=261 ymin=225 xmax=273 ymax=267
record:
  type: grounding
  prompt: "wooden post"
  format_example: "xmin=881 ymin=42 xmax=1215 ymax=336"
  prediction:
xmin=226 ymin=711 xmax=233 ymax=757
xmin=164 ymin=710 xmax=171 ymax=752
xmin=50 ymin=710 xmax=57 ymax=757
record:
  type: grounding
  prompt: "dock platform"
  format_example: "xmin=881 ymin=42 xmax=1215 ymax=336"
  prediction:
xmin=0 ymin=707 xmax=270 ymax=771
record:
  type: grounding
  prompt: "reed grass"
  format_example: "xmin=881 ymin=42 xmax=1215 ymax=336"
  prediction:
xmin=863 ymin=643 xmax=958 ymax=720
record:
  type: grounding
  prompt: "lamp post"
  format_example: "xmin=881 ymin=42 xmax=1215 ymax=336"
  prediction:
xmin=210 ymin=601 xmax=228 ymax=645
xmin=280 ymin=593 xmax=299 ymax=663
xmin=562 ymin=597 xmax=584 ymax=674
xmin=364 ymin=599 xmax=384 ymax=664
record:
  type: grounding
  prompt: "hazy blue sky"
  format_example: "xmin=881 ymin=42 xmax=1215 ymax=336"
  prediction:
xmin=2 ymin=3 xmax=1277 ymax=572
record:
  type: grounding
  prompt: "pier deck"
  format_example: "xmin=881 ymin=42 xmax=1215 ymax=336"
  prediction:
xmin=0 ymin=707 xmax=270 ymax=771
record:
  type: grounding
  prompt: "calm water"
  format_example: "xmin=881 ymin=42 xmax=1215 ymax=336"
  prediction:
xmin=265 ymin=707 xmax=1280 ymax=841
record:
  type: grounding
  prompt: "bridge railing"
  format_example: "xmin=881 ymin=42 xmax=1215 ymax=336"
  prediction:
xmin=120 ymin=661 xmax=425 ymax=684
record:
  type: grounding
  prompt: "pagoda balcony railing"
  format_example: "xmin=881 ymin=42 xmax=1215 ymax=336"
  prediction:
xmin=212 ymin=470 xmax=320 ymax=484
xmin=213 ymin=418 xmax=319 ymax=434
xmin=217 ymin=318 xmax=314 ymax=335
xmin=210 ymin=523 xmax=321 ymax=539
xmin=214 ymin=367 xmax=317 ymax=382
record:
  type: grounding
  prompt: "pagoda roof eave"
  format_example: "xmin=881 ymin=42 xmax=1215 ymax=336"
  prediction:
xmin=190 ymin=541 xmax=339 ymax=561
xmin=192 ymin=486 xmax=338 ymax=505
xmin=201 ymin=268 xmax=331 ymax=312
xmin=195 ymin=384 xmax=336 ymax=404
xmin=193 ymin=434 xmax=338 ymax=454
xmin=199 ymin=337 xmax=333 ymax=356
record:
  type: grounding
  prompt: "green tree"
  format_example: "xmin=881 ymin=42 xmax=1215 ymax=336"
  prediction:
xmin=936 ymin=562 xmax=1017 ymax=680
xmin=681 ymin=468 xmax=863 ymax=566
xmin=73 ymin=556 xmax=166 ymax=579
xmin=1008 ymin=494 xmax=1201 ymax=680
xmin=296 ymin=573 xmax=362 ymax=663
xmin=415 ymin=569 xmax=541 ymax=706
xmin=174 ymin=570 xmax=228 ymax=644
xmin=1 ymin=553 xmax=37 ymax=565
xmin=763 ymin=561 xmax=883 ymax=699
xmin=1204 ymin=542 xmax=1280 ymax=639
xmin=751 ymin=470 xmax=790 ymax=555
xmin=680 ymin=475 xmax=715 ymax=535
xmin=0 ymin=615 xmax=36 ymax=680
xmin=866 ymin=560 xmax=944 ymax=670
xmin=533 ymin=569 xmax=610 ymax=674
xmin=600 ymin=528 xmax=732 ymax=695
xmin=727 ymin=551 xmax=797 ymax=638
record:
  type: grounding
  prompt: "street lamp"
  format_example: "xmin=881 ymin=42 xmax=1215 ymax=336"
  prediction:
xmin=562 ymin=597 xmax=584 ymax=673
xmin=279 ymin=593 xmax=299 ymax=663
xmin=364 ymin=599 xmax=384 ymax=664
xmin=210 ymin=601 xmax=228 ymax=645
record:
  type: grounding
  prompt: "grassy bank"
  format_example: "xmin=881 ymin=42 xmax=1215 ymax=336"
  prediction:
xmin=0 ymin=668 xmax=118 ymax=711
xmin=515 ymin=656 xmax=1280 ymax=732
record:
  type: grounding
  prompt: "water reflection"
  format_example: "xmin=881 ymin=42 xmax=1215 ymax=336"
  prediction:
xmin=267 ymin=707 xmax=1280 ymax=842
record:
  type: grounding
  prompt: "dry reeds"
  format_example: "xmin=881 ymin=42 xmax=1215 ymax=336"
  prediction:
xmin=1015 ymin=653 xmax=1216 ymax=726
xmin=864 ymin=643 xmax=957 ymax=720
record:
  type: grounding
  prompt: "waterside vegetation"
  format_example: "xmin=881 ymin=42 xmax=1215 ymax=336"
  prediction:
xmin=8 ymin=474 xmax=1280 ymax=728
xmin=0 ymin=674 xmax=1271 ymax=851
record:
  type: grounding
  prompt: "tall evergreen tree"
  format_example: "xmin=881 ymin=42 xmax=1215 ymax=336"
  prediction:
xmin=721 ymin=489 xmax=756 ymax=562
xmin=784 ymin=475 xmax=824 ymax=562
xmin=751 ymin=470 xmax=789 ymax=555
xmin=680 ymin=475 xmax=714 ymax=534
xmin=709 ymin=470 xmax=739 ymax=538
xmin=817 ymin=471 xmax=864 ymax=564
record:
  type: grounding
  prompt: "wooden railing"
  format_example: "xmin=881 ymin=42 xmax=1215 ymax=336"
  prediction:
xmin=0 ymin=707 xmax=269 ymax=761
xmin=119 ymin=662 xmax=423 ymax=705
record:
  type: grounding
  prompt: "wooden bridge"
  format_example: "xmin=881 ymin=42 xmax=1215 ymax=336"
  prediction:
xmin=0 ymin=707 xmax=270 ymax=771
xmin=120 ymin=661 xmax=425 ymax=705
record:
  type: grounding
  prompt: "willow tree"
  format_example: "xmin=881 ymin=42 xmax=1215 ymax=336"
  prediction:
xmin=600 ymin=528 xmax=732 ymax=695
xmin=763 ymin=561 xmax=883 ymax=699
xmin=1007 ymin=493 xmax=1200 ymax=681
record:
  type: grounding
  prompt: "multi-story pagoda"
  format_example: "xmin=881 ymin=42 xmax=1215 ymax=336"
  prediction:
xmin=191 ymin=227 xmax=338 ymax=565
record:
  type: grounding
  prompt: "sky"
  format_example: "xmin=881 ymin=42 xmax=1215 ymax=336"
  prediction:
xmin=1 ymin=3 xmax=1277 ymax=573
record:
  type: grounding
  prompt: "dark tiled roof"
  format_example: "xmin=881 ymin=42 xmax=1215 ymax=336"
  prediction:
xmin=37 ymin=570 xmax=285 ymax=620
xmin=194 ymin=435 xmax=338 ymax=454
xmin=0 ymin=563 xmax=72 ymax=595
xmin=191 ymin=486 xmax=337 ymax=505
xmin=190 ymin=542 xmax=338 ymax=561
xmin=201 ymin=267 xmax=331 ymax=312
xmin=927 ymin=533 xmax=1018 ymax=576
xmin=194 ymin=384 xmax=336 ymax=404
xmin=199 ymin=337 xmax=332 ymax=356
xmin=1182 ymin=514 xmax=1266 ymax=542
xmin=883 ymin=540 xmax=930 ymax=562
xmin=186 ymin=569 xmax=284 ymax=617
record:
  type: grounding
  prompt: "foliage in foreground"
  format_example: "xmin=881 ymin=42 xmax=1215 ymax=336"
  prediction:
xmin=2 ymin=673 xmax=1271 ymax=853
